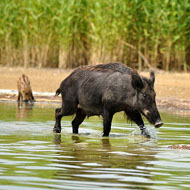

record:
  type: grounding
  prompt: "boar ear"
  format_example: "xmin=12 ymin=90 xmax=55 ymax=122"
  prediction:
xmin=131 ymin=71 xmax=144 ymax=90
xmin=150 ymin=70 xmax=155 ymax=85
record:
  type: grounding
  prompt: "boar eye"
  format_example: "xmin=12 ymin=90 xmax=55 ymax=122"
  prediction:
xmin=143 ymin=93 xmax=147 ymax=98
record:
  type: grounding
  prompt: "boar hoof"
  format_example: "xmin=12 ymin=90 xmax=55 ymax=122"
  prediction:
xmin=53 ymin=127 xmax=61 ymax=133
xmin=140 ymin=127 xmax=151 ymax=138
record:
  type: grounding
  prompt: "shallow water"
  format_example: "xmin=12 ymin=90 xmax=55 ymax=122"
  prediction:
xmin=0 ymin=101 xmax=190 ymax=190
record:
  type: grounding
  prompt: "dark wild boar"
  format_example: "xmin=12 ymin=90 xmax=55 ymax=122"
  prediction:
xmin=17 ymin=74 xmax=35 ymax=102
xmin=54 ymin=62 xmax=163 ymax=137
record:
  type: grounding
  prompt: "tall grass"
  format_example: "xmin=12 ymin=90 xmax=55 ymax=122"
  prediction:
xmin=0 ymin=0 xmax=189 ymax=70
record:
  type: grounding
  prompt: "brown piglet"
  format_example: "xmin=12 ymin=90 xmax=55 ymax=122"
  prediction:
xmin=17 ymin=74 xmax=35 ymax=102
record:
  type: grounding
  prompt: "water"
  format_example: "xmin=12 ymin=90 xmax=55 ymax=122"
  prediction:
xmin=0 ymin=101 xmax=190 ymax=190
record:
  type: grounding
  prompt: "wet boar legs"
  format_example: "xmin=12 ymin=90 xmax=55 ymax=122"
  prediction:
xmin=125 ymin=110 xmax=150 ymax=138
xmin=103 ymin=108 xmax=114 ymax=137
xmin=53 ymin=105 xmax=85 ymax=134
xmin=53 ymin=108 xmax=63 ymax=133
xmin=72 ymin=109 xmax=86 ymax=134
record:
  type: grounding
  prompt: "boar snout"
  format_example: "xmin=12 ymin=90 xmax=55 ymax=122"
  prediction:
xmin=154 ymin=120 xmax=163 ymax=128
xmin=142 ymin=108 xmax=163 ymax=128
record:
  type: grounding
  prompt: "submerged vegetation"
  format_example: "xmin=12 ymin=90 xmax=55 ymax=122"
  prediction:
xmin=0 ymin=0 xmax=190 ymax=71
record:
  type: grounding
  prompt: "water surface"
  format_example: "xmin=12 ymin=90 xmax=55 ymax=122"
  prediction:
xmin=0 ymin=102 xmax=190 ymax=190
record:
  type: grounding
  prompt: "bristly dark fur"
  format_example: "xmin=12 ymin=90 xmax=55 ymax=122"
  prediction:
xmin=79 ymin=62 xmax=131 ymax=74
xmin=53 ymin=62 xmax=162 ymax=136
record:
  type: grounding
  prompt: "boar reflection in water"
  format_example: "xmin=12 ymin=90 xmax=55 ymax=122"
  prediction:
xmin=53 ymin=135 xmax=157 ymax=182
xmin=54 ymin=63 xmax=163 ymax=137
xmin=17 ymin=74 xmax=35 ymax=102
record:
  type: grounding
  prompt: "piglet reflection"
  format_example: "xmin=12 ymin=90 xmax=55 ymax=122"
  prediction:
xmin=16 ymin=102 xmax=34 ymax=119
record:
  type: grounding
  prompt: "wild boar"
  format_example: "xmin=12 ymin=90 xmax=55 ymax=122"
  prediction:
xmin=17 ymin=74 xmax=35 ymax=102
xmin=54 ymin=62 xmax=163 ymax=137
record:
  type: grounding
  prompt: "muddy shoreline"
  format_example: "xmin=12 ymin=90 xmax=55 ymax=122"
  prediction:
xmin=0 ymin=66 xmax=190 ymax=115
xmin=1 ymin=92 xmax=190 ymax=115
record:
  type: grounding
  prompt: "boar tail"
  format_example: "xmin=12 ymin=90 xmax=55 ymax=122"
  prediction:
xmin=55 ymin=88 xmax=61 ymax=96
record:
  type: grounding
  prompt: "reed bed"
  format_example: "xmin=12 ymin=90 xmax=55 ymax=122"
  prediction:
xmin=0 ymin=0 xmax=189 ymax=70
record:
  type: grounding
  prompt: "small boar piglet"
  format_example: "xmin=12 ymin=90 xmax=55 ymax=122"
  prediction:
xmin=17 ymin=74 xmax=35 ymax=102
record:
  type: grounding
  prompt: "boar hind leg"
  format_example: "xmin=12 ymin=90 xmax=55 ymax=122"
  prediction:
xmin=53 ymin=103 xmax=78 ymax=133
xmin=53 ymin=108 xmax=63 ymax=133
xmin=72 ymin=109 xmax=86 ymax=134
xmin=125 ymin=110 xmax=150 ymax=138
xmin=103 ymin=109 xmax=113 ymax=137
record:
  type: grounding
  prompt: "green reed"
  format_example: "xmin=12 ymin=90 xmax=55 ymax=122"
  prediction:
xmin=0 ymin=0 xmax=189 ymax=70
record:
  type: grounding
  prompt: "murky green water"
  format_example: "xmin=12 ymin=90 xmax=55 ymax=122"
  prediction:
xmin=0 ymin=101 xmax=190 ymax=190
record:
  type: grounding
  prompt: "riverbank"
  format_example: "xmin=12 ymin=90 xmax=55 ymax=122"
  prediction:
xmin=0 ymin=66 xmax=190 ymax=113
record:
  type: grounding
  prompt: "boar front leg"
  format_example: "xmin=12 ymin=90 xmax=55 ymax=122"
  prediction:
xmin=102 ymin=108 xmax=114 ymax=137
xmin=125 ymin=109 xmax=150 ymax=138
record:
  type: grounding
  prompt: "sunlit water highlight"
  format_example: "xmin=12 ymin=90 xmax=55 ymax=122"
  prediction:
xmin=0 ymin=101 xmax=190 ymax=190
